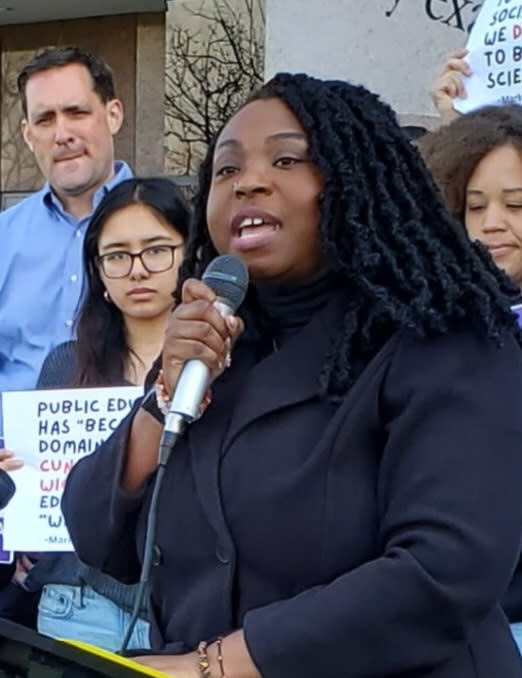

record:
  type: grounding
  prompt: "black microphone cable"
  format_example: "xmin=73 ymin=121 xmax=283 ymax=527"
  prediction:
xmin=118 ymin=419 xmax=184 ymax=655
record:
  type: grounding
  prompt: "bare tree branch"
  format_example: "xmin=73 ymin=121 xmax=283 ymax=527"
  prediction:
xmin=1 ymin=54 xmax=42 ymax=192
xmin=165 ymin=0 xmax=265 ymax=175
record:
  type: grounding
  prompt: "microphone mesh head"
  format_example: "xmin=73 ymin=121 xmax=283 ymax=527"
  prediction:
xmin=202 ymin=255 xmax=249 ymax=312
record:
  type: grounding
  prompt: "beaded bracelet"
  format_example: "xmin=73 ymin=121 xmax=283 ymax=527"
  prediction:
xmin=216 ymin=637 xmax=226 ymax=678
xmin=154 ymin=369 xmax=212 ymax=419
xmin=197 ymin=641 xmax=211 ymax=678
xmin=154 ymin=369 xmax=172 ymax=417
xmin=197 ymin=638 xmax=226 ymax=678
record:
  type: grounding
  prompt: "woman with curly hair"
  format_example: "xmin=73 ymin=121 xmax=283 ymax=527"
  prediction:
xmin=419 ymin=104 xmax=522 ymax=292
xmin=420 ymin=103 xmax=522 ymax=650
xmin=63 ymin=74 xmax=522 ymax=677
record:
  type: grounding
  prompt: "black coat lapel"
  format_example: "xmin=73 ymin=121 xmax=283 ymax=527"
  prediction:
xmin=185 ymin=293 xmax=345 ymax=536
xmin=221 ymin=293 xmax=345 ymax=449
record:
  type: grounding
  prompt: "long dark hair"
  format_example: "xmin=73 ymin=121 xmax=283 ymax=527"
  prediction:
xmin=176 ymin=73 xmax=519 ymax=399
xmin=75 ymin=177 xmax=191 ymax=386
xmin=419 ymin=104 xmax=522 ymax=223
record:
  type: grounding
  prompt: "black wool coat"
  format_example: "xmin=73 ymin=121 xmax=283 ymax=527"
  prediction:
xmin=63 ymin=297 xmax=522 ymax=678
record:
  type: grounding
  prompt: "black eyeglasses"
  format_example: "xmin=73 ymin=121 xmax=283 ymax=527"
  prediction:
xmin=96 ymin=244 xmax=183 ymax=279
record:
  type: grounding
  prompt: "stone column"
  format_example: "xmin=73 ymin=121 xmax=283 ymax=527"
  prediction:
xmin=135 ymin=12 xmax=166 ymax=176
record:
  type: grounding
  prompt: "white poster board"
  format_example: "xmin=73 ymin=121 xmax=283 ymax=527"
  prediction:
xmin=2 ymin=386 xmax=141 ymax=552
xmin=456 ymin=0 xmax=522 ymax=113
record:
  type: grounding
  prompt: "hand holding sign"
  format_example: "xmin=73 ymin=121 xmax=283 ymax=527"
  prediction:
xmin=0 ymin=449 xmax=24 ymax=473
xmin=455 ymin=0 xmax=522 ymax=114
xmin=432 ymin=47 xmax=471 ymax=123
xmin=0 ymin=452 xmax=21 ymax=565
xmin=13 ymin=555 xmax=34 ymax=588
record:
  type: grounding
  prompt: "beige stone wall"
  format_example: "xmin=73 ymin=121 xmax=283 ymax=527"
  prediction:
xmin=136 ymin=13 xmax=166 ymax=177
xmin=265 ymin=0 xmax=483 ymax=130
xmin=0 ymin=12 xmax=165 ymax=193
xmin=1 ymin=49 xmax=41 ymax=191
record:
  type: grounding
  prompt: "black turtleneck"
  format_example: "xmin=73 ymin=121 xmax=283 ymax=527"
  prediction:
xmin=251 ymin=269 xmax=343 ymax=348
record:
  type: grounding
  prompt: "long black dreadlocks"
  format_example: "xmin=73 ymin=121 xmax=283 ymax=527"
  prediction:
xmin=176 ymin=73 xmax=520 ymax=399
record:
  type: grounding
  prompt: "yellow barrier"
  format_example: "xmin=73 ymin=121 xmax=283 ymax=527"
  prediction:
xmin=62 ymin=638 xmax=174 ymax=677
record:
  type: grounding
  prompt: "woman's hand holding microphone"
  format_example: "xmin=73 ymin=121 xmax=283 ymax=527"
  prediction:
xmin=161 ymin=277 xmax=244 ymax=400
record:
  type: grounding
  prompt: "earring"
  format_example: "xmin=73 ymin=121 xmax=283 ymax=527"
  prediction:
xmin=103 ymin=290 xmax=111 ymax=303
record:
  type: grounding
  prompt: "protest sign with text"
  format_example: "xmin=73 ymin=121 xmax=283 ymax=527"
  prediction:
xmin=456 ymin=0 xmax=522 ymax=113
xmin=2 ymin=386 xmax=141 ymax=552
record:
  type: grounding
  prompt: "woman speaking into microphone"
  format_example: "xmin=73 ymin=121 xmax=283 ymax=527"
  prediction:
xmin=63 ymin=73 xmax=522 ymax=677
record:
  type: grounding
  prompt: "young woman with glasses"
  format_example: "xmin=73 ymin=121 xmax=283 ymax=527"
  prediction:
xmin=43 ymin=177 xmax=189 ymax=389
xmin=2 ymin=177 xmax=190 ymax=651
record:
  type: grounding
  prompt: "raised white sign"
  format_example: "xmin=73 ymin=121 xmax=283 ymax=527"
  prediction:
xmin=456 ymin=0 xmax=522 ymax=112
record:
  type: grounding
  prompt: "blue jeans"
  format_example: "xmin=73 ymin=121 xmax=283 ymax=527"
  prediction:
xmin=37 ymin=584 xmax=150 ymax=652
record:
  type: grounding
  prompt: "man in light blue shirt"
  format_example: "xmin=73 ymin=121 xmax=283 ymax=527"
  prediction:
xmin=0 ymin=46 xmax=133 ymax=434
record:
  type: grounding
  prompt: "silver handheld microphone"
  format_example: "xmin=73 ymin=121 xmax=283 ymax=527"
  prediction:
xmin=126 ymin=256 xmax=248 ymax=654
xmin=164 ymin=254 xmax=249 ymax=437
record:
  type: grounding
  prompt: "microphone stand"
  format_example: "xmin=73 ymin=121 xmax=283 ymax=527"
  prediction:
xmin=118 ymin=419 xmax=185 ymax=655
